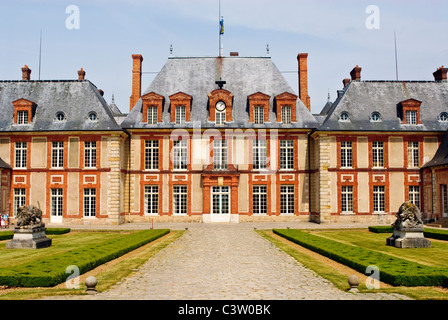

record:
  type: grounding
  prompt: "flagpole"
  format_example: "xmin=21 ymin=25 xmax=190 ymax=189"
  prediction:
xmin=219 ymin=0 xmax=223 ymax=57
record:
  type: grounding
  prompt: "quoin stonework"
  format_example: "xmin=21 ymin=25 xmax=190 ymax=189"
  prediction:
xmin=0 ymin=54 xmax=447 ymax=226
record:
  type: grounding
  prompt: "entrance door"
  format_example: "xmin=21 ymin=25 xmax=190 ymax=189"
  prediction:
xmin=211 ymin=186 xmax=230 ymax=222
xmin=50 ymin=188 xmax=63 ymax=224
xmin=442 ymin=184 xmax=447 ymax=218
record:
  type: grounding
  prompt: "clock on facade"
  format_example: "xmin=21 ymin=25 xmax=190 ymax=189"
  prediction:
xmin=215 ymin=101 xmax=226 ymax=112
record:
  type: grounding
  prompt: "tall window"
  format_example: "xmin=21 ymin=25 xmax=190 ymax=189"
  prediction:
xmin=17 ymin=111 xmax=29 ymax=124
xmin=340 ymin=141 xmax=353 ymax=168
xmin=442 ymin=185 xmax=448 ymax=217
xmin=13 ymin=188 xmax=26 ymax=216
xmin=51 ymin=188 xmax=63 ymax=217
xmin=341 ymin=186 xmax=354 ymax=213
xmin=280 ymin=140 xmax=294 ymax=170
xmin=407 ymin=141 xmax=419 ymax=168
xmin=52 ymin=141 xmax=64 ymax=168
xmin=215 ymin=110 xmax=226 ymax=125
xmin=253 ymin=185 xmax=267 ymax=215
xmin=147 ymin=106 xmax=158 ymax=124
xmin=83 ymin=188 xmax=96 ymax=217
xmin=173 ymin=185 xmax=187 ymax=215
xmin=144 ymin=140 xmax=159 ymax=170
xmin=252 ymin=139 xmax=267 ymax=170
xmin=281 ymin=106 xmax=291 ymax=124
xmin=175 ymin=106 xmax=186 ymax=124
xmin=15 ymin=142 xmax=27 ymax=168
xmin=173 ymin=140 xmax=187 ymax=170
xmin=280 ymin=185 xmax=294 ymax=215
xmin=406 ymin=110 xmax=417 ymax=124
xmin=144 ymin=185 xmax=159 ymax=215
xmin=213 ymin=139 xmax=227 ymax=170
xmin=408 ymin=186 xmax=420 ymax=209
xmin=254 ymin=106 xmax=264 ymax=124
xmin=84 ymin=141 xmax=97 ymax=168
xmin=373 ymin=186 xmax=385 ymax=213
xmin=372 ymin=141 xmax=384 ymax=168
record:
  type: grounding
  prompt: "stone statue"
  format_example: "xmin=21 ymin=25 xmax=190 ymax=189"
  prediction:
xmin=16 ymin=205 xmax=43 ymax=228
xmin=387 ymin=201 xmax=431 ymax=248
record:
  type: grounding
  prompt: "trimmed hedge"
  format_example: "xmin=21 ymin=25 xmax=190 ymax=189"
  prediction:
xmin=0 ymin=228 xmax=71 ymax=241
xmin=0 ymin=229 xmax=169 ymax=287
xmin=369 ymin=226 xmax=448 ymax=241
xmin=274 ymin=229 xmax=448 ymax=287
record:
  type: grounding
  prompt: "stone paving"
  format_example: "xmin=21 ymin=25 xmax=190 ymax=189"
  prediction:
xmin=49 ymin=222 xmax=411 ymax=300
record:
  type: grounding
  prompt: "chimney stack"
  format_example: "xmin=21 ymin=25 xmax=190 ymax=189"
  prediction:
xmin=343 ymin=78 xmax=351 ymax=88
xmin=350 ymin=65 xmax=362 ymax=81
xmin=297 ymin=53 xmax=311 ymax=111
xmin=230 ymin=52 xmax=239 ymax=57
xmin=78 ymin=68 xmax=86 ymax=80
xmin=22 ymin=65 xmax=31 ymax=81
xmin=130 ymin=54 xmax=143 ymax=110
xmin=98 ymin=89 xmax=104 ymax=96
xmin=433 ymin=66 xmax=447 ymax=82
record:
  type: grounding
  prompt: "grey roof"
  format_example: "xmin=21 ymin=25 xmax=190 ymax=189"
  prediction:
xmin=422 ymin=131 xmax=448 ymax=168
xmin=0 ymin=80 xmax=122 ymax=132
xmin=121 ymin=56 xmax=318 ymax=129
xmin=318 ymin=81 xmax=448 ymax=132
xmin=0 ymin=157 xmax=11 ymax=169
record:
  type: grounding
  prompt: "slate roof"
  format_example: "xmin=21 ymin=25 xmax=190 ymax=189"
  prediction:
xmin=121 ymin=56 xmax=318 ymax=129
xmin=422 ymin=131 xmax=448 ymax=168
xmin=0 ymin=80 xmax=122 ymax=132
xmin=318 ymin=81 xmax=448 ymax=132
xmin=0 ymin=157 xmax=11 ymax=170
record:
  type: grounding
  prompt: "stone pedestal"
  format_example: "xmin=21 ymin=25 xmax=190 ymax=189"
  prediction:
xmin=386 ymin=227 xmax=431 ymax=248
xmin=6 ymin=224 xmax=52 ymax=249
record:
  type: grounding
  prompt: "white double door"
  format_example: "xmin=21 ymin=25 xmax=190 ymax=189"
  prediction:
xmin=211 ymin=186 xmax=231 ymax=222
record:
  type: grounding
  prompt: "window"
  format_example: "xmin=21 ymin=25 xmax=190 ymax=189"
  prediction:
xmin=254 ymin=106 xmax=264 ymax=124
xmin=17 ymin=111 xmax=29 ymax=124
xmin=144 ymin=140 xmax=159 ymax=170
xmin=340 ymin=141 xmax=353 ymax=168
xmin=215 ymin=110 xmax=226 ymax=125
xmin=407 ymin=141 xmax=419 ymax=168
xmin=144 ymin=185 xmax=159 ymax=215
xmin=175 ymin=106 xmax=186 ymax=124
xmin=409 ymin=186 xmax=420 ymax=209
xmin=282 ymin=106 xmax=292 ymax=124
xmin=83 ymin=188 xmax=96 ymax=217
xmin=372 ymin=141 xmax=384 ymax=168
xmin=55 ymin=112 xmax=66 ymax=122
xmin=339 ymin=112 xmax=350 ymax=122
xmin=252 ymin=139 xmax=267 ymax=170
xmin=442 ymin=185 xmax=448 ymax=217
xmin=373 ymin=186 xmax=385 ymax=213
xmin=406 ymin=110 xmax=417 ymax=125
xmin=51 ymin=188 xmax=63 ymax=217
xmin=439 ymin=112 xmax=448 ymax=122
xmin=280 ymin=185 xmax=294 ymax=215
xmin=88 ymin=112 xmax=98 ymax=121
xmin=280 ymin=140 xmax=294 ymax=170
xmin=147 ymin=106 xmax=158 ymax=124
xmin=173 ymin=185 xmax=187 ymax=215
xmin=173 ymin=140 xmax=187 ymax=170
xmin=52 ymin=141 xmax=64 ymax=168
xmin=253 ymin=185 xmax=267 ymax=215
xmin=341 ymin=186 xmax=354 ymax=213
xmin=13 ymin=188 xmax=26 ymax=216
xmin=213 ymin=139 xmax=227 ymax=170
xmin=370 ymin=112 xmax=381 ymax=122
xmin=15 ymin=142 xmax=27 ymax=168
xmin=84 ymin=141 xmax=97 ymax=168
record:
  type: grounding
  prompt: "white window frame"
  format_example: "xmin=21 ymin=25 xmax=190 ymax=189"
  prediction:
xmin=173 ymin=140 xmax=188 ymax=170
xmin=83 ymin=188 xmax=96 ymax=217
xmin=84 ymin=141 xmax=97 ymax=168
xmin=340 ymin=141 xmax=353 ymax=168
xmin=252 ymin=139 xmax=267 ymax=170
xmin=144 ymin=140 xmax=159 ymax=170
xmin=13 ymin=188 xmax=26 ymax=216
xmin=280 ymin=185 xmax=294 ymax=215
xmin=173 ymin=185 xmax=187 ymax=215
xmin=144 ymin=185 xmax=159 ymax=216
xmin=408 ymin=185 xmax=420 ymax=209
xmin=407 ymin=141 xmax=419 ymax=168
xmin=253 ymin=185 xmax=267 ymax=215
xmin=213 ymin=139 xmax=227 ymax=170
xmin=15 ymin=142 xmax=27 ymax=168
xmin=406 ymin=110 xmax=417 ymax=125
xmin=51 ymin=188 xmax=63 ymax=217
xmin=175 ymin=106 xmax=186 ymax=124
xmin=147 ymin=106 xmax=158 ymax=124
xmin=52 ymin=141 xmax=64 ymax=168
xmin=373 ymin=185 xmax=385 ymax=213
xmin=254 ymin=106 xmax=264 ymax=124
xmin=281 ymin=106 xmax=291 ymax=124
xmin=17 ymin=110 xmax=29 ymax=125
xmin=215 ymin=110 xmax=226 ymax=125
xmin=280 ymin=140 xmax=294 ymax=170
xmin=341 ymin=185 xmax=354 ymax=214
xmin=372 ymin=141 xmax=384 ymax=168
xmin=442 ymin=184 xmax=448 ymax=218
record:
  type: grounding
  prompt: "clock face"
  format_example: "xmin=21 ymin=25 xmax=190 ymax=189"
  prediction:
xmin=215 ymin=101 xmax=226 ymax=112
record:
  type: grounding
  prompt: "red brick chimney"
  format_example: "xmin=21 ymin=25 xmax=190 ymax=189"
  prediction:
xmin=350 ymin=65 xmax=362 ymax=81
xmin=433 ymin=66 xmax=447 ymax=82
xmin=22 ymin=65 xmax=31 ymax=80
xmin=297 ymin=53 xmax=311 ymax=111
xmin=78 ymin=68 xmax=86 ymax=80
xmin=343 ymin=78 xmax=351 ymax=88
xmin=130 ymin=54 xmax=143 ymax=110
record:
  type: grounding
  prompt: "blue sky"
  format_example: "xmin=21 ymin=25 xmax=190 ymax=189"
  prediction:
xmin=0 ymin=0 xmax=447 ymax=114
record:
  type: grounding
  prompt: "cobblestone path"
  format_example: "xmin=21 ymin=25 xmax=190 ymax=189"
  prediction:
xmin=74 ymin=224 xmax=410 ymax=300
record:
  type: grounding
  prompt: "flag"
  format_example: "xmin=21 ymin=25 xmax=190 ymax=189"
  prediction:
xmin=219 ymin=18 xmax=224 ymax=35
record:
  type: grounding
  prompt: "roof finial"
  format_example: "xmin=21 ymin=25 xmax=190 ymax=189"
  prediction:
xmin=266 ymin=44 xmax=270 ymax=56
xmin=170 ymin=44 xmax=173 ymax=56
xmin=327 ymin=89 xmax=331 ymax=102
xmin=111 ymin=93 xmax=115 ymax=104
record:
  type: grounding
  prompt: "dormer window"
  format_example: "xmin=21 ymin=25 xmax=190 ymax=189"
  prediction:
xmin=170 ymin=92 xmax=192 ymax=124
xmin=147 ymin=106 xmax=158 ymax=124
xmin=55 ymin=112 xmax=66 ymax=122
xmin=439 ymin=112 xmax=448 ymax=122
xmin=339 ymin=112 xmax=350 ymax=122
xmin=248 ymin=92 xmax=269 ymax=124
xmin=281 ymin=106 xmax=292 ymax=124
xmin=88 ymin=112 xmax=98 ymax=122
xmin=406 ymin=110 xmax=417 ymax=125
xmin=370 ymin=112 xmax=382 ymax=122
xmin=142 ymin=92 xmax=164 ymax=124
xmin=398 ymin=99 xmax=422 ymax=125
xmin=208 ymin=89 xmax=233 ymax=123
xmin=275 ymin=92 xmax=297 ymax=123
xmin=254 ymin=106 xmax=264 ymax=124
xmin=13 ymin=98 xmax=35 ymax=125
xmin=17 ymin=111 xmax=29 ymax=125
xmin=175 ymin=106 xmax=186 ymax=124
xmin=215 ymin=101 xmax=226 ymax=125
